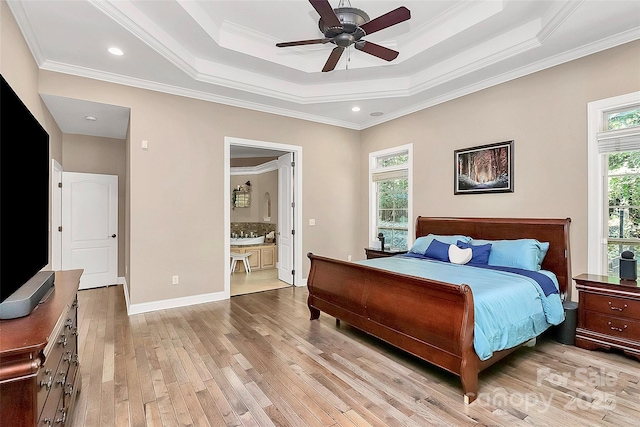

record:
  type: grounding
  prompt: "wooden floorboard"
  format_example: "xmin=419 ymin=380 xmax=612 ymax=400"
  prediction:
xmin=71 ymin=285 xmax=639 ymax=427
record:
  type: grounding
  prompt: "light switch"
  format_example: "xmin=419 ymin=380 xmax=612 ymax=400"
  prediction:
xmin=142 ymin=140 xmax=148 ymax=150
xmin=309 ymin=219 xmax=316 ymax=226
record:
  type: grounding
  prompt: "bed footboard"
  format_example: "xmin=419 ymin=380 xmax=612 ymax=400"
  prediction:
xmin=307 ymin=253 xmax=479 ymax=403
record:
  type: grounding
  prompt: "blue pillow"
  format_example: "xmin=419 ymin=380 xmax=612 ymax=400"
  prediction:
xmin=409 ymin=234 xmax=471 ymax=255
xmin=471 ymin=238 xmax=549 ymax=271
xmin=456 ymin=240 xmax=492 ymax=265
xmin=537 ymin=242 xmax=550 ymax=269
xmin=424 ymin=239 xmax=451 ymax=262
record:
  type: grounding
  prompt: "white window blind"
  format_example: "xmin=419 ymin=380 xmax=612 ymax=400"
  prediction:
xmin=597 ymin=127 xmax=640 ymax=153
xmin=371 ymin=168 xmax=408 ymax=182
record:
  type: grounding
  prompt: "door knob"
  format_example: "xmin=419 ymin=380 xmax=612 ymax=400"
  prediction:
xmin=111 ymin=234 xmax=116 ymax=238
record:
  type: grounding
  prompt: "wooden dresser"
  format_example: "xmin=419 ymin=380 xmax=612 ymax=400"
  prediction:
xmin=574 ymin=273 xmax=640 ymax=360
xmin=0 ymin=270 xmax=83 ymax=427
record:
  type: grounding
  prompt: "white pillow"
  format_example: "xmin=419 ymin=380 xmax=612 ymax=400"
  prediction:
xmin=448 ymin=245 xmax=472 ymax=265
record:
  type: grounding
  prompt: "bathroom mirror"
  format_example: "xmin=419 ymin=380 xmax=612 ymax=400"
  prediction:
xmin=232 ymin=189 xmax=250 ymax=208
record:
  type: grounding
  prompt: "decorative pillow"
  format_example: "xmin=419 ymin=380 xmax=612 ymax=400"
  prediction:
xmin=424 ymin=239 xmax=451 ymax=262
xmin=448 ymin=245 xmax=472 ymax=265
xmin=409 ymin=234 xmax=471 ymax=255
xmin=470 ymin=238 xmax=549 ymax=271
xmin=456 ymin=241 xmax=492 ymax=265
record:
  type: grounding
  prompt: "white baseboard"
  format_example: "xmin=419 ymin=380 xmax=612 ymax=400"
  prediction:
xmin=119 ymin=274 xmax=303 ymax=315
xmin=127 ymin=290 xmax=228 ymax=315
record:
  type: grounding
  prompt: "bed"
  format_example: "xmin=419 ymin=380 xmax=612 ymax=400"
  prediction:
xmin=306 ymin=217 xmax=571 ymax=404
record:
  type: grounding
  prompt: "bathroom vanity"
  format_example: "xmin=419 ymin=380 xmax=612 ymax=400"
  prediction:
xmin=231 ymin=244 xmax=277 ymax=272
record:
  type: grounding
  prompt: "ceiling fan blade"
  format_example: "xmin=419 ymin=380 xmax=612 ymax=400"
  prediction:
xmin=360 ymin=6 xmax=410 ymax=36
xmin=309 ymin=0 xmax=341 ymax=27
xmin=322 ymin=46 xmax=344 ymax=72
xmin=355 ymin=41 xmax=399 ymax=62
xmin=276 ymin=38 xmax=331 ymax=48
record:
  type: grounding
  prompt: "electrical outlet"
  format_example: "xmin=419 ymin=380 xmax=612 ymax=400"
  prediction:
xmin=347 ymin=255 xmax=352 ymax=262
xmin=172 ymin=275 xmax=179 ymax=285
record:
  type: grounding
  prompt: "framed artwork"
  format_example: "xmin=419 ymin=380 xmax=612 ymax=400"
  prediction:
xmin=454 ymin=140 xmax=514 ymax=194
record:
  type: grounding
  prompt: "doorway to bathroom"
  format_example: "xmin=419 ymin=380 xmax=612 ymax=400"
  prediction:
xmin=224 ymin=137 xmax=303 ymax=297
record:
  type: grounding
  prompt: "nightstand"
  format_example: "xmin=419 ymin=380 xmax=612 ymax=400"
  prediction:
xmin=573 ymin=273 xmax=640 ymax=360
xmin=364 ymin=248 xmax=407 ymax=259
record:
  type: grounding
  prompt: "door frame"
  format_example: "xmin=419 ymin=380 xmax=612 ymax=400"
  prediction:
xmin=224 ymin=137 xmax=303 ymax=298
xmin=51 ymin=159 xmax=63 ymax=271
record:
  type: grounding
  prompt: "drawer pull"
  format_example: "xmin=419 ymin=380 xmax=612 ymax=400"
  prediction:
xmin=608 ymin=301 xmax=628 ymax=311
xmin=64 ymin=384 xmax=74 ymax=396
xmin=58 ymin=334 xmax=67 ymax=347
xmin=57 ymin=372 xmax=67 ymax=386
xmin=40 ymin=371 xmax=53 ymax=390
xmin=55 ymin=408 xmax=67 ymax=424
xmin=43 ymin=417 xmax=53 ymax=425
xmin=608 ymin=321 xmax=628 ymax=332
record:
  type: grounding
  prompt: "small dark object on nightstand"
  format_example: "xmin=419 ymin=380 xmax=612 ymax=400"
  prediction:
xmin=620 ymin=250 xmax=637 ymax=280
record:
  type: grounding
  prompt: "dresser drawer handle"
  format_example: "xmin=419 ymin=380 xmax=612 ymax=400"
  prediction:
xmin=608 ymin=301 xmax=628 ymax=311
xmin=608 ymin=321 xmax=628 ymax=332
xmin=55 ymin=408 xmax=66 ymax=424
xmin=40 ymin=375 xmax=53 ymax=390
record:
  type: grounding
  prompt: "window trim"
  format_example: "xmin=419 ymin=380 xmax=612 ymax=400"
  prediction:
xmin=369 ymin=144 xmax=413 ymax=250
xmin=587 ymin=91 xmax=640 ymax=274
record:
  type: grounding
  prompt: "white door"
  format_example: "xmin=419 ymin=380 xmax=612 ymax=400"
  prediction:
xmin=62 ymin=172 xmax=118 ymax=290
xmin=277 ymin=153 xmax=294 ymax=285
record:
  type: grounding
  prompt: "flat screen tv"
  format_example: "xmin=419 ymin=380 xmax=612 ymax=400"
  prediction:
xmin=0 ymin=74 xmax=54 ymax=319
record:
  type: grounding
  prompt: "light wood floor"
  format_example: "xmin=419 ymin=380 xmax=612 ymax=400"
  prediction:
xmin=230 ymin=269 xmax=291 ymax=297
xmin=71 ymin=284 xmax=639 ymax=427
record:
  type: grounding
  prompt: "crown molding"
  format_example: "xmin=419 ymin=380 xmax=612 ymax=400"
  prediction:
xmin=230 ymin=160 xmax=278 ymax=176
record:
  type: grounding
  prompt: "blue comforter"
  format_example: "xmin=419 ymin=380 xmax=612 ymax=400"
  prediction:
xmin=357 ymin=256 xmax=565 ymax=360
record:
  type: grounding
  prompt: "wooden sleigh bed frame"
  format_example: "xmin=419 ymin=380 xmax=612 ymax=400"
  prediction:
xmin=306 ymin=217 xmax=571 ymax=404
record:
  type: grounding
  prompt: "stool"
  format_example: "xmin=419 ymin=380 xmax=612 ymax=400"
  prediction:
xmin=230 ymin=252 xmax=252 ymax=274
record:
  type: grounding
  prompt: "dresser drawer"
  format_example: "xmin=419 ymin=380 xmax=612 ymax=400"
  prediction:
xmin=583 ymin=293 xmax=640 ymax=320
xmin=584 ymin=311 xmax=640 ymax=340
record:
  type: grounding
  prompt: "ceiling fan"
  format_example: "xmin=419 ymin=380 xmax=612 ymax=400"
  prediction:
xmin=276 ymin=0 xmax=411 ymax=72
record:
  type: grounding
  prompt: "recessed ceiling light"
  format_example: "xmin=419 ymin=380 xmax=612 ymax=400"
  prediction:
xmin=108 ymin=47 xmax=123 ymax=56
xmin=85 ymin=115 xmax=97 ymax=121
xmin=370 ymin=111 xmax=384 ymax=117
xmin=351 ymin=106 xmax=361 ymax=112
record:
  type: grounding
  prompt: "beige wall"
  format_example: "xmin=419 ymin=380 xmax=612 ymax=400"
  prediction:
xmin=230 ymin=171 xmax=278 ymax=224
xmin=35 ymin=71 xmax=361 ymax=306
xmin=62 ymin=134 xmax=127 ymax=277
xmin=360 ymin=40 xmax=640 ymax=300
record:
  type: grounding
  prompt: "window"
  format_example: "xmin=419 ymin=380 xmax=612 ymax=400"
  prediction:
xmin=369 ymin=144 xmax=413 ymax=250
xmin=605 ymin=107 xmax=640 ymax=275
xmin=588 ymin=94 xmax=640 ymax=275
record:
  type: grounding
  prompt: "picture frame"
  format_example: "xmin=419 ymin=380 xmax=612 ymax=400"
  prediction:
xmin=454 ymin=140 xmax=514 ymax=194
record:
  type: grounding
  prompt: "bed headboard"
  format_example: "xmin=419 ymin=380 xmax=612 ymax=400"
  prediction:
xmin=415 ymin=217 xmax=572 ymax=300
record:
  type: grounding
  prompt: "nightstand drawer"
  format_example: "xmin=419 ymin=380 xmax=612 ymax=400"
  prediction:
xmin=583 ymin=293 xmax=640 ymax=320
xmin=584 ymin=311 xmax=640 ymax=340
